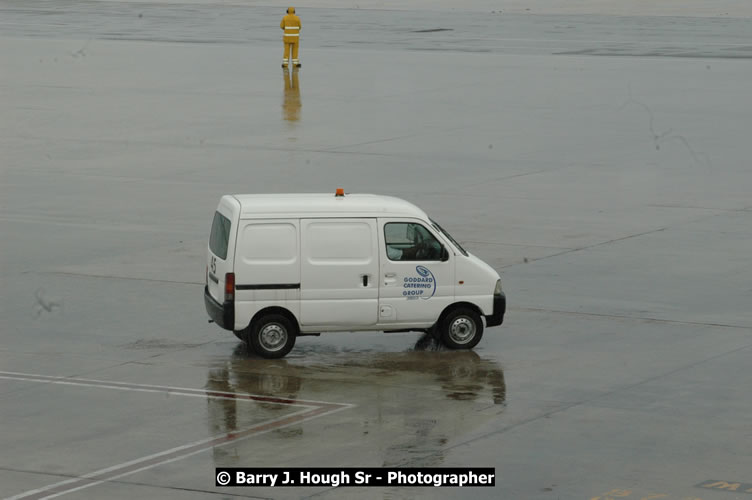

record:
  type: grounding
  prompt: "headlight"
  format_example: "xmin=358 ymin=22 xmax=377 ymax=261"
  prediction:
xmin=494 ymin=279 xmax=502 ymax=295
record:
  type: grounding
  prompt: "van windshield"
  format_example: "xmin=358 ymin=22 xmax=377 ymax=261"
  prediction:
xmin=209 ymin=211 xmax=231 ymax=259
xmin=430 ymin=219 xmax=468 ymax=257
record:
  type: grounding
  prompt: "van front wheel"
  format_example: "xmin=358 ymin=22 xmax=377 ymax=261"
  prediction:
xmin=247 ymin=314 xmax=296 ymax=359
xmin=440 ymin=308 xmax=483 ymax=349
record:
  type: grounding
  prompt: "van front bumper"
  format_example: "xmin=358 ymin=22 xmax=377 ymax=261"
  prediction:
xmin=204 ymin=286 xmax=234 ymax=331
xmin=485 ymin=292 xmax=506 ymax=327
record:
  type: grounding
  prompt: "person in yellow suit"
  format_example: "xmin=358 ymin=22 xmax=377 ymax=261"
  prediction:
xmin=280 ymin=7 xmax=301 ymax=68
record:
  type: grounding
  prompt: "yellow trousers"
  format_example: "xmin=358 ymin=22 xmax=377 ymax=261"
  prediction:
xmin=283 ymin=41 xmax=299 ymax=62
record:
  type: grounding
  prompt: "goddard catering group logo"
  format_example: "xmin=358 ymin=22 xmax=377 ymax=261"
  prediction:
xmin=403 ymin=266 xmax=437 ymax=299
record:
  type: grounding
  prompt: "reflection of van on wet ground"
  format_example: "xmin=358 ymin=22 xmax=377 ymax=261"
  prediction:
xmin=204 ymin=191 xmax=506 ymax=358
xmin=205 ymin=336 xmax=506 ymax=467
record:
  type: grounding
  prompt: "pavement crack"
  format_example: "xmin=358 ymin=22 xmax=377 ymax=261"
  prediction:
xmin=460 ymin=240 xmax=574 ymax=250
xmin=323 ymin=132 xmax=424 ymax=152
xmin=500 ymin=226 xmax=668 ymax=268
xmin=453 ymin=164 xmax=576 ymax=192
xmin=31 ymin=271 xmax=202 ymax=286
xmin=513 ymin=306 xmax=752 ymax=330
xmin=619 ymin=84 xmax=712 ymax=168
xmin=4 ymin=134 xmax=396 ymax=157
xmin=502 ymin=204 xmax=751 ymax=269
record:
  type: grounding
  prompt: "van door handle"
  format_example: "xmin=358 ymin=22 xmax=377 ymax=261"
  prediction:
xmin=384 ymin=272 xmax=396 ymax=278
xmin=361 ymin=274 xmax=369 ymax=287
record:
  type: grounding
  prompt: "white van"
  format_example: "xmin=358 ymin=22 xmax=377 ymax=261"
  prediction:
xmin=204 ymin=191 xmax=505 ymax=358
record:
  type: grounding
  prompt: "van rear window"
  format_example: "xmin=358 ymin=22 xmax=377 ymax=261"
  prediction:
xmin=209 ymin=211 xmax=231 ymax=259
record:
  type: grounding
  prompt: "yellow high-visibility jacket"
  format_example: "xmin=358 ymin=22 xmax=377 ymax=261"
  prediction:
xmin=280 ymin=10 xmax=301 ymax=43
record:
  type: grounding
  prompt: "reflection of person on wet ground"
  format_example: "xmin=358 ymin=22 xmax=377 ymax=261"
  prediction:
xmin=282 ymin=67 xmax=301 ymax=122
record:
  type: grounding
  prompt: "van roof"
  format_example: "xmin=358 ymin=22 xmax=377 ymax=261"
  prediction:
xmin=230 ymin=193 xmax=429 ymax=219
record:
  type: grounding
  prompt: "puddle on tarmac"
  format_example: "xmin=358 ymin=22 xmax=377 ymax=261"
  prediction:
xmin=204 ymin=334 xmax=505 ymax=467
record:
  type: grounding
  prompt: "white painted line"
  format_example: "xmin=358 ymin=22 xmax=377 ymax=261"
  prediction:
xmin=37 ymin=405 xmax=353 ymax=500
xmin=0 ymin=375 xmax=316 ymax=407
xmin=0 ymin=371 xmax=349 ymax=407
xmin=1 ymin=371 xmax=354 ymax=500
xmin=5 ymin=407 xmax=322 ymax=500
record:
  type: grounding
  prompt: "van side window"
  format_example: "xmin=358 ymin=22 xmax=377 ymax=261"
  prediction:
xmin=384 ymin=223 xmax=443 ymax=261
xmin=209 ymin=211 xmax=231 ymax=260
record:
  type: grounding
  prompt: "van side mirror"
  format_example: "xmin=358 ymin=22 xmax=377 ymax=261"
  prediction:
xmin=441 ymin=247 xmax=449 ymax=262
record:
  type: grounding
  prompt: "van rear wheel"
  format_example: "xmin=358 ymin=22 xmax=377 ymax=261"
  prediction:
xmin=247 ymin=314 xmax=296 ymax=359
xmin=440 ymin=308 xmax=483 ymax=349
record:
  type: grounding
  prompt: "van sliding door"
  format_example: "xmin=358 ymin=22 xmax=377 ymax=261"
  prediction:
xmin=300 ymin=218 xmax=379 ymax=327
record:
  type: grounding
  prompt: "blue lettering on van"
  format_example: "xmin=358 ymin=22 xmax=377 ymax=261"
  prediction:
xmin=402 ymin=266 xmax=436 ymax=299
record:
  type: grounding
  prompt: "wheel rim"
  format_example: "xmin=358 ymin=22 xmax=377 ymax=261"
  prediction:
xmin=449 ymin=316 xmax=476 ymax=345
xmin=259 ymin=323 xmax=288 ymax=352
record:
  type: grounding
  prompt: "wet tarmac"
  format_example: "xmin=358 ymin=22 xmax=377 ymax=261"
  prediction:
xmin=1 ymin=1 xmax=752 ymax=499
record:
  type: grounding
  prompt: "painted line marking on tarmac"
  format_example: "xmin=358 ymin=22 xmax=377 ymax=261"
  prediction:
xmin=469 ymin=37 xmax=752 ymax=47
xmin=0 ymin=371 xmax=353 ymax=500
xmin=590 ymin=488 xmax=704 ymax=500
xmin=697 ymin=480 xmax=752 ymax=494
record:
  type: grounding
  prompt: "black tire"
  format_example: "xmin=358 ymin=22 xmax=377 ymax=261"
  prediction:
xmin=439 ymin=308 xmax=484 ymax=350
xmin=233 ymin=330 xmax=258 ymax=355
xmin=428 ymin=324 xmax=442 ymax=341
xmin=246 ymin=314 xmax=297 ymax=359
